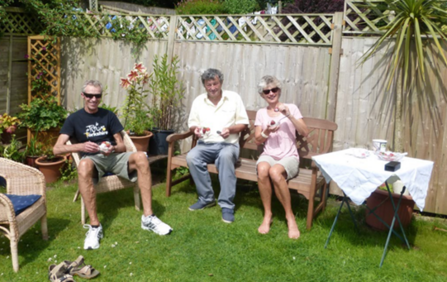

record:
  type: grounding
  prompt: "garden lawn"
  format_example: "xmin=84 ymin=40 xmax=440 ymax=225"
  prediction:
xmin=1 ymin=173 xmax=447 ymax=281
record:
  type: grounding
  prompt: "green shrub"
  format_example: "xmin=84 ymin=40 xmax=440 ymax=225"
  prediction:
xmin=175 ymin=0 xmax=226 ymax=15
xmin=223 ymin=0 xmax=259 ymax=14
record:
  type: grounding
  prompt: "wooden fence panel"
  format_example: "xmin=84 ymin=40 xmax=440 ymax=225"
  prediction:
xmin=0 ymin=36 xmax=28 ymax=115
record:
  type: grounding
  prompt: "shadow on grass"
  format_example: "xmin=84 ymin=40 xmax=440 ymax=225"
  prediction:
xmin=93 ymin=188 xmax=167 ymax=231
xmin=0 ymin=217 xmax=71 ymax=269
xmin=316 ymin=197 xmax=418 ymax=252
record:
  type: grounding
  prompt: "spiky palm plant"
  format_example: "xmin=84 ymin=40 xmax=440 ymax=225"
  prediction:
xmin=361 ymin=0 xmax=447 ymax=90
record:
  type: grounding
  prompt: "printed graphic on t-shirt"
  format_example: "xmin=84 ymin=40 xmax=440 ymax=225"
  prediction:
xmin=85 ymin=122 xmax=108 ymax=138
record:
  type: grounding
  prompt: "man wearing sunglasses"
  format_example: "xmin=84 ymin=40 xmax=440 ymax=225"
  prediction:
xmin=53 ymin=80 xmax=172 ymax=250
xmin=186 ymin=69 xmax=249 ymax=223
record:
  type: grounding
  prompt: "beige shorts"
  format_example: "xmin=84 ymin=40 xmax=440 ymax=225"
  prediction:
xmin=82 ymin=152 xmax=137 ymax=184
xmin=256 ymin=155 xmax=300 ymax=180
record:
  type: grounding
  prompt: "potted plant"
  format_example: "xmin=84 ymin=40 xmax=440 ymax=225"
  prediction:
xmin=35 ymin=145 xmax=66 ymax=184
xmin=23 ymin=135 xmax=44 ymax=168
xmin=148 ymin=54 xmax=184 ymax=155
xmin=0 ymin=113 xmax=21 ymax=144
xmin=18 ymin=96 xmax=68 ymax=143
xmin=18 ymin=96 xmax=68 ymax=182
xmin=120 ymin=62 xmax=153 ymax=152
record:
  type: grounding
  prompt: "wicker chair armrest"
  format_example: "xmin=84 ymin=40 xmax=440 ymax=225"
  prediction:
xmin=0 ymin=194 xmax=16 ymax=222
xmin=121 ymin=130 xmax=137 ymax=152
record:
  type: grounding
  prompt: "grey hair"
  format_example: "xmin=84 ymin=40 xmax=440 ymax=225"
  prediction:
xmin=257 ymin=75 xmax=282 ymax=95
xmin=82 ymin=80 xmax=103 ymax=93
xmin=201 ymin=69 xmax=224 ymax=85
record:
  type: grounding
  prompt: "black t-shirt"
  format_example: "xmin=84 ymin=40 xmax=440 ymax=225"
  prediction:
xmin=61 ymin=108 xmax=123 ymax=146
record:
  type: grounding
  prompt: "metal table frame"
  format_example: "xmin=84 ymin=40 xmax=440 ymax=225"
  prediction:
xmin=324 ymin=181 xmax=411 ymax=267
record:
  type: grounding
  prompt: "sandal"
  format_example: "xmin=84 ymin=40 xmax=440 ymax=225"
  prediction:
xmin=48 ymin=263 xmax=75 ymax=282
xmin=67 ymin=255 xmax=100 ymax=279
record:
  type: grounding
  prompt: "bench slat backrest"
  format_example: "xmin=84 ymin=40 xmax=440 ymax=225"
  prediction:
xmin=298 ymin=117 xmax=338 ymax=160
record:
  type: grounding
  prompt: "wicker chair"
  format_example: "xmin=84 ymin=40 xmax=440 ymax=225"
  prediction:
xmin=68 ymin=130 xmax=141 ymax=224
xmin=0 ymin=158 xmax=48 ymax=272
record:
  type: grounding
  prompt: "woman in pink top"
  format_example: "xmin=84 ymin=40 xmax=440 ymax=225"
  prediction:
xmin=254 ymin=75 xmax=309 ymax=239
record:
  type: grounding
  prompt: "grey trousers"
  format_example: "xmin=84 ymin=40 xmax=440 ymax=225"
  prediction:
xmin=186 ymin=141 xmax=239 ymax=210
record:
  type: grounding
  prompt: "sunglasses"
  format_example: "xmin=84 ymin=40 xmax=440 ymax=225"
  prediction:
xmin=262 ymin=87 xmax=279 ymax=95
xmin=83 ymin=92 xmax=102 ymax=99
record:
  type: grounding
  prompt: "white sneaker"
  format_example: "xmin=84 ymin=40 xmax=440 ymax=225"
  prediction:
xmin=141 ymin=215 xmax=173 ymax=235
xmin=83 ymin=224 xmax=103 ymax=250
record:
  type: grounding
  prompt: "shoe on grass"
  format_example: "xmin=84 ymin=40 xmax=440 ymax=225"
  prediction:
xmin=188 ymin=200 xmax=216 ymax=211
xmin=141 ymin=214 xmax=173 ymax=235
xmin=83 ymin=224 xmax=103 ymax=250
xmin=221 ymin=208 xmax=234 ymax=223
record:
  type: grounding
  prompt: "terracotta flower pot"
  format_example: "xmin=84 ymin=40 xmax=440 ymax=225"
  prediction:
xmin=365 ymin=188 xmax=414 ymax=231
xmin=128 ymin=130 xmax=153 ymax=152
xmin=36 ymin=155 xmax=66 ymax=184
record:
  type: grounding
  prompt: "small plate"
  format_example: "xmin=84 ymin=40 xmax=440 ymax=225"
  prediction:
xmin=348 ymin=148 xmax=370 ymax=159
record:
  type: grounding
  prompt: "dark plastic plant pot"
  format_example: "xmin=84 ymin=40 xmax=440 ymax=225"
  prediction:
xmin=148 ymin=129 xmax=174 ymax=156
xmin=365 ymin=188 xmax=414 ymax=231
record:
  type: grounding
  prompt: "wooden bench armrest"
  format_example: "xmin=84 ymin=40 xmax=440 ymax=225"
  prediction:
xmin=166 ymin=131 xmax=194 ymax=143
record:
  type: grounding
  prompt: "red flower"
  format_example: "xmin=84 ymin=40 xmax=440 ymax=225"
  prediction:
xmin=24 ymin=54 xmax=29 ymax=59
xmin=128 ymin=70 xmax=139 ymax=81
xmin=134 ymin=63 xmax=146 ymax=73
xmin=120 ymin=78 xmax=131 ymax=89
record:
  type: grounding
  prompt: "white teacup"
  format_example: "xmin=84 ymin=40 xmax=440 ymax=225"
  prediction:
xmin=372 ymin=139 xmax=387 ymax=152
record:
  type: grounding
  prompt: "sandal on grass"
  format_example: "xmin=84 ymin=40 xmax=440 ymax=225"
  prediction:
xmin=48 ymin=263 xmax=75 ymax=282
xmin=67 ymin=255 xmax=100 ymax=279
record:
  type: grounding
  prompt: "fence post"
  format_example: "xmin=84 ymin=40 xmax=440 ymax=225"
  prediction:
xmin=326 ymin=12 xmax=343 ymax=121
xmin=167 ymin=15 xmax=177 ymax=62
xmin=6 ymin=34 xmax=12 ymax=113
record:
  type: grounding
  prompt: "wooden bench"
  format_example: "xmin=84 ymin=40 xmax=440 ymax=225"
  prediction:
xmin=165 ymin=110 xmax=338 ymax=230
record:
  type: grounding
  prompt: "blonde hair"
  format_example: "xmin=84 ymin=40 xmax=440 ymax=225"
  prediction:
xmin=257 ymin=75 xmax=281 ymax=96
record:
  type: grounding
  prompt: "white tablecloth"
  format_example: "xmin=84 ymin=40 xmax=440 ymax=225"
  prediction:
xmin=312 ymin=148 xmax=434 ymax=211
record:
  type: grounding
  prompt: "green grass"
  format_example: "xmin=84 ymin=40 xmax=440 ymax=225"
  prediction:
xmin=1 ymin=173 xmax=447 ymax=281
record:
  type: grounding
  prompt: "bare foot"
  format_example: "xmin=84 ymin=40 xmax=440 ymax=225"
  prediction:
xmin=258 ymin=216 xmax=273 ymax=234
xmin=287 ymin=219 xmax=300 ymax=239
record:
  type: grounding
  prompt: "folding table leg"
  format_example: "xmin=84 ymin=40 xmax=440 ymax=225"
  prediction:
xmin=325 ymin=192 xmax=358 ymax=248
xmin=379 ymin=183 xmax=411 ymax=268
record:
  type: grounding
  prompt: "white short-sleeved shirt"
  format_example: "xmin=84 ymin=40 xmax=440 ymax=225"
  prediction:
xmin=188 ymin=90 xmax=249 ymax=144
xmin=255 ymin=104 xmax=303 ymax=160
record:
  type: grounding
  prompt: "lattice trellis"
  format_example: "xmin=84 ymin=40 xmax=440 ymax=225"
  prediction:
xmin=344 ymin=0 xmax=390 ymax=34
xmin=89 ymin=0 xmax=98 ymax=12
xmin=28 ymin=36 xmax=61 ymax=103
xmin=3 ymin=8 xmax=337 ymax=45
xmin=176 ymin=14 xmax=335 ymax=45
xmin=0 ymin=7 xmax=44 ymax=35
xmin=61 ymin=12 xmax=171 ymax=40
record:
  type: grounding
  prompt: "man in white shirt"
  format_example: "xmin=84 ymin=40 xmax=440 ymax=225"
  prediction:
xmin=186 ymin=69 xmax=249 ymax=223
